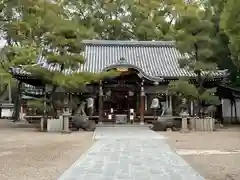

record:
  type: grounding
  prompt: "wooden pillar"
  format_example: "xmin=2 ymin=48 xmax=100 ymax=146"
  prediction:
xmin=98 ymin=81 xmax=103 ymax=124
xmin=166 ymin=91 xmax=169 ymax=109
xmin=169 ymin=96 xmax=172 ymax=109
xmin=190 ymin=101 xmax=194 ymax=116
xmin=169 ymin=95 xmax=173 ymax=115
xmin=136 ymin=94 xmax=139 ymax=114
xmin=13 ymin=81 xmax=22 ymax=122
xmin=145 ymin=95 xmax=148 ymax=111
xmin=140 ymin=80 xmax=145 ymax=125
xmin=220 ymin=98 xmax=224 ymax=124
xmin=41 ymin=91 xmax=47 ymax=131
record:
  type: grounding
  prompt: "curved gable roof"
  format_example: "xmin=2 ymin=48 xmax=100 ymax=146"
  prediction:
xmin=80 ymin=40 xmax=186 ymax=78
xmin=11 ymin=40 xmax=227 ymax=80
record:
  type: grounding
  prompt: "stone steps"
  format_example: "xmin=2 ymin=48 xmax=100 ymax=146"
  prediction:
xmin=96 ymin=123 xmax=151 ymax=128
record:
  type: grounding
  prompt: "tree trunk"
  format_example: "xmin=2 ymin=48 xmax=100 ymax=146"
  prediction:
xmin=230 ymin=100 xmax=233 ymax=123
xmin=0 ymin=83 xmax=9 ymax=101
xmin=196 ymin=71 xmax=204 ymax=117
xmin=50 ymin=86 xmax=57 ymax=118
xmin=194 ymin=44 xmax=204 ymax=118
xmin=12 ymin=81 xmax=22 ymax=122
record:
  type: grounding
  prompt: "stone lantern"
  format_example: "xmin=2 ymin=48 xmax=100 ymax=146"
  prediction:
xmin=179 ymin=98 xmax=189 ymax=133
xmin=61 ymin=94 xmax=71 ymax=133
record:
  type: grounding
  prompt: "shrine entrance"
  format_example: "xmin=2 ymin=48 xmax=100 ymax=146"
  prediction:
xmin=111 ymin=90 xmax=137 ymax=114
xmin=100 ymin=68 xmax=142 ymax=123
xmin=104 ymin=85 xmax=138 ymax=114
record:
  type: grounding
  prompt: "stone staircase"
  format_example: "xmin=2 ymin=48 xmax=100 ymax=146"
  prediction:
xmin=96 ymin=123 xmax=151 ymax=128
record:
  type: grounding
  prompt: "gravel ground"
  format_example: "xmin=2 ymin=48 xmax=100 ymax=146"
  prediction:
xmin=1 ymin=120 xmax=240 ymax=180
xmin=0 ymin=120 xmax=94 ymax=180
xmin=161 ymin=127 xmax=240 ymax=180
xmin=183 ymin=154 xmax=240 ymax=180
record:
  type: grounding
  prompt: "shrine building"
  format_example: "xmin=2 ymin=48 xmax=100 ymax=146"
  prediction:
xmin=10 ymin=40 xmax=227 ymax=124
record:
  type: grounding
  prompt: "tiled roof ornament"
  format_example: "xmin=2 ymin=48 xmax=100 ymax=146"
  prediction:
xmin=118 ymin=57 xmax=126 ymax=64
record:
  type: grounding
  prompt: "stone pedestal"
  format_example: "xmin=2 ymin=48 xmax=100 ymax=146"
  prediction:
xmin=47 ymin=118 xmax=63 ymax=132
xmin=61 ymin=111 xmax=71 ymax=134
xmin=116 ymin=114 xmax=127 ymax=124
xmin=40 ymin=117 xmax=44 ymax=131
xmin=180 ymin=117 xmax=189 ymax=133
xmin=40 ymin=116 xmax=48 ymax=131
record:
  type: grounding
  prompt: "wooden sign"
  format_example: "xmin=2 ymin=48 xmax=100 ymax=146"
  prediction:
xmin=116 ymin=67 xmax=128 ymax=72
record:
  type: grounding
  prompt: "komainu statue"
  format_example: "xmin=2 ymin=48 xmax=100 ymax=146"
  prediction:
xmin=72 ymin=101 xmax=96 ymax=131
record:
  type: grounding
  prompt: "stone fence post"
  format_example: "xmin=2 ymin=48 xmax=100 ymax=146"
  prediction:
xmin=195 ymin=117 xmax=215 ymax=131
xmin=189 ymin=117 xmax=196 ymax=131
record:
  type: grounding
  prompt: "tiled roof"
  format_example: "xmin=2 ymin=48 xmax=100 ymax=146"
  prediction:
xmin=11 ymin=40 xmax=227 ymax=81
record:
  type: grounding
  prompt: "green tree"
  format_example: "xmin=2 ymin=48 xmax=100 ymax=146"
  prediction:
xmin=64 ymin=0 xmax=133 ymax=40
xmin=0 ymin=45 xmax=14 ymax=102
xmin=168 ymin=2 xmax=220 ymax=116
xmin=1 ymin=0 xmax=117 ymax=118
xmin=201 ymin=0 xmax=238 ymax=86
xmin=220 ymin=0 xmax=240 ymax=85
xmin=65 ymin=0 xmax=176 ymax=40
xmin=127 ymin=0 xmax=176 ymax=40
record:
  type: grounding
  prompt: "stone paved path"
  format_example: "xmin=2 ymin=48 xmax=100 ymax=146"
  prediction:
xmin=93 ymin=126 xmax=167 ymax=140
xmin=58 ymin=127 xmax=204 ymax=180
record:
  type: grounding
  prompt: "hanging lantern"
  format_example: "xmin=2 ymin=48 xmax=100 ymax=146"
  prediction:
xmin=128 ymin=91 xmax=134 ymax=96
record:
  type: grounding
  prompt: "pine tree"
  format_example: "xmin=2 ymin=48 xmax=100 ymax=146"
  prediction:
xmin=128 ymin=0 xmax=176 ymax=40
xmin=168 ymin=2 xmax=220 ymax=116
xmin=198 ymin=0 xmax=237 ymax=86
xmin=64 ymin=0 xmax=133 ymax=40
xmin=1 ymin=0 xmax=118 ymax=118
xmin=1 ymin=0 xmax=117 ymax=82
xmin=220 ymin=0 xmax=240 ymax=70
xmin=64 ymin=0 xmax=176 ymax=41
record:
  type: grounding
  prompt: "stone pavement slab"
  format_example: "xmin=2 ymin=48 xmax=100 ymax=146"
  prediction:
xmin=58 ymin=127 xmax=204 ymax=180
xmin=93 ymin=126 xmax=167 ymax=140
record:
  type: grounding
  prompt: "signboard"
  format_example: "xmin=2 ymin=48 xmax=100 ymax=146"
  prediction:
xmin=116 ymin=67 xmax=128 ymax=72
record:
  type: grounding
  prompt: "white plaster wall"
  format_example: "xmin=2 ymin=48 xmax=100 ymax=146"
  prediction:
xmin=222 ymin=98 xmax=240 ymax=123
xmin=222 ymin=99 xmax=231 ymax=117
